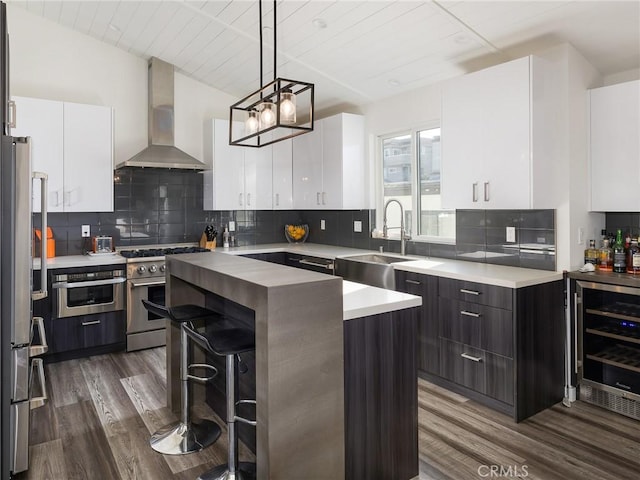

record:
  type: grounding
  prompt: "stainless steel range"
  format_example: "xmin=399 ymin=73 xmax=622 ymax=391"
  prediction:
xmin=119 ymin=245 xmax=211 ymax=352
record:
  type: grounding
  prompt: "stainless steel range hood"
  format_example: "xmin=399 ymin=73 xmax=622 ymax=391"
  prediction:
xmin=116 ymin=57 xmax=206 ymax=170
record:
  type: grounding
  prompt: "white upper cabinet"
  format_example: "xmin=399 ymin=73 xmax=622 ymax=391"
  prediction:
xmin=292 ymin=123 xmax=323 ymax=209
xmin=63 ymin=102 xmax=114 ymax=212
xmin=11 ymin=96 xmax=64 ymax=212
xmin=272 ymin=138 xmax=293 ymax=210
xmin=441 ymin=56 xmax=555 ymax=210
xmin=589 ymin=80 xmax=640 ymax=212
xmin=11 ymin=96 xmax=113 ymax=212
xmin=292 ymin=113 xmax=365 ymax=210
xmin=203 ymin=119 xmax=273 ymax=211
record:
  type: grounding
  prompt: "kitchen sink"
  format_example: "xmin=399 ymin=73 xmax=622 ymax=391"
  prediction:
xmin=335 ymin=253 xmax=413 ymax=290
xmin=341 ymin=253 xmax=412 ymax=265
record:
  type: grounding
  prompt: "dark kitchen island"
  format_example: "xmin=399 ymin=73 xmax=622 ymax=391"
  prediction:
xmin=165 ymin=251 xmax=421 ymax=480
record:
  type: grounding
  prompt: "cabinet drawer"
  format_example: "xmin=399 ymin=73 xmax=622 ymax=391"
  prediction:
xmin=439 ymin=298 xmax=513 ymax=357
xmin=439 ymin=277 xmax=513 ymax=310
xmin=440 ymin=338 xmax=485 ymax=394
xmin=50 ymin=312 xmax=125 ymax=353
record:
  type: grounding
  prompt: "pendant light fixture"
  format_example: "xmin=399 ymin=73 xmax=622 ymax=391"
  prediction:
xmin=229 ymin=0 xmax=314 ymax=147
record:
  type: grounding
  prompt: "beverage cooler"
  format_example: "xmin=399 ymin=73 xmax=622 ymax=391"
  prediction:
xmin=576 ymin=280 xmax=640 ymax=420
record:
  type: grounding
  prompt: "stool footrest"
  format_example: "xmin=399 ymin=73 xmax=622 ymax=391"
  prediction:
xmin=234 ymin=399 xmax=257 ymax=426
xmin=187 ymin=363 xmax=218 ymax=383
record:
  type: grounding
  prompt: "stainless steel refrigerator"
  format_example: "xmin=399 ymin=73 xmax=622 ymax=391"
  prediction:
xmin=0 ymin=2 xmax=49 ymax=478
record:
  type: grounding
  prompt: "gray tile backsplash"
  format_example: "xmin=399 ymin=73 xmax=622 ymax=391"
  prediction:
xmin=34 ymin=169 xmax=556 ymax=271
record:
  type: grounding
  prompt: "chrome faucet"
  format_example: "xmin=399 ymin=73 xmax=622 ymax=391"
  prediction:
xmin=383 ymin=199 xmax=411 ymax=255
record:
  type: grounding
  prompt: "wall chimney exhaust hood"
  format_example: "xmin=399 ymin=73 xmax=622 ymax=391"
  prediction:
xmin=116 ymin=57 xmax=206 ymax=170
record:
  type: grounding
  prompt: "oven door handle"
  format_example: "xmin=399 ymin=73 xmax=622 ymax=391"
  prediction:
xmin=52 ymin=277 xmax=126 ymax=289
xmin=128 ymin=279 xmax=167 ymax=288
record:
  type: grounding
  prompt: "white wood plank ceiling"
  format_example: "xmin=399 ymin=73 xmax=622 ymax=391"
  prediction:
xmin=10 ymin=1 xmax=640 ymax=112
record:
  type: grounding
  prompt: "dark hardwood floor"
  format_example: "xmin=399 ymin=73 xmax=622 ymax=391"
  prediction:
xmin=19 ymin=348 xmax=640 ymax=480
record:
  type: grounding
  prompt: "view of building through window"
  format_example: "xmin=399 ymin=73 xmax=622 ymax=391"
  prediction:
xmin=381 ymin=127 xmax=454 ymax=240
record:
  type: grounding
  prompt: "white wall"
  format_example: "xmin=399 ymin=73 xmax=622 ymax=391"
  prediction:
xmin=7 ymin=4 xmax=237 ymax=166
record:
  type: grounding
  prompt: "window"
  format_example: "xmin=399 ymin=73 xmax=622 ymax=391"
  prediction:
xmin=378 ymin=126 xmax=454 ymax=242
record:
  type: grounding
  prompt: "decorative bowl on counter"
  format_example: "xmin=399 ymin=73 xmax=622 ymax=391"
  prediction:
xmin=285 ymin=224 xmax=309 ymax=243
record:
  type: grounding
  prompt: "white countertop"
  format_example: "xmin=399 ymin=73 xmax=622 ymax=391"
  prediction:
xmin=342 ymin=280 xmax=421 ymax=320
xmin=32 ymin=253 xmax=126 ymax=270
xmin=222 ymin=243 xmax=562 ymax=288
xmin=33 ymin=242 xmax=562 ymax=288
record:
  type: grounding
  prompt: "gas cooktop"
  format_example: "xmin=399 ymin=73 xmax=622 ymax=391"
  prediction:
xmin=119 ymin=246 xmax=211 ymax=259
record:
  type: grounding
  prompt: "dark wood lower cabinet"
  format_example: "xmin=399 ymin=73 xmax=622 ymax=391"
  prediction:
xmin=344 ymin=308 xmax=418 ymax=480
xmin=45 ymin=311 xmax=126 ymax=362
xmin=205 ymin=303 xmax=420 ymax=480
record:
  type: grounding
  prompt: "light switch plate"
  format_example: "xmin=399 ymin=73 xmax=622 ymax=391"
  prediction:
xmin=82 ymin=225 xmax=90 ymax=238
xmin=506 ymin=226 xmax=516 ymax=243
xmin=321 ymin=219 xmax=326 ymax=230
xmin=354 ymin=221 xmax=362 ymax=233
xmin=229 ymin=221 xmax=236 ymax=232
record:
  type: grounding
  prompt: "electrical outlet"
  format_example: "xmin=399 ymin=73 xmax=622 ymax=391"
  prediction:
xmin=229 ymin=221 xmax=236 ymax=232
xmin=81 ymin=225 xmax=90 ymax=238
xmin=320 ymin=219 xmax=326 ymax=230
xmin=506 ymin=226 xmax=516 ymax=243
xmin=354 ymin=220 xmax=362 ymax=233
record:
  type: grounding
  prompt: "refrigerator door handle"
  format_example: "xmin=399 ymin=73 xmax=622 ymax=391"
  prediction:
xmin=32 ymin=170 xmax=48 ymax=301
xmin=8 ymin=98 xmax=16 ymax=128
xmin=29 ymin=317 xmax=48 ymax=357
xmin=29 ymin=358 xmax=48 ymax=410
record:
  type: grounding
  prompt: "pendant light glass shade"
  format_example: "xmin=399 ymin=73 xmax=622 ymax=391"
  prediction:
xmin=229 ymin=0 xmax=314 ymax=148
xmin=259 ymin=100 xmax=276 ymax=129
xmin=280 ymin=89 xmax=296 ymax=124
xmin=245 ymin=110 xmax=259 ymax=135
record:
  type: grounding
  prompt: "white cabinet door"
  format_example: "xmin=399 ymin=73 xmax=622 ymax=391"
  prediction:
xmin=292 ymin=124 xmax=323 ymax=209
xmin=11 ymin=96 xmax=64 ymax=212
xmin=244 ymin=145 xmax=272 ymax=210
xmin=219 ymin=120 xmax=245 ymax=210
xmin=590 ymin=80 xmax=640 ymax=212
xmin=441 ymin=71 xmax=485 ymax=209
xmin=441 ymin=56 xmax=532 ymax=209
xmin=63 ymin=102 xmax=113 ymax=212
xmin=320 ymin=114 xmax=342 ymax=209
xmin=480 ymin=57 xmax=531 ymax=209
xmin=272 ymin=138 xmax=293 ymax=210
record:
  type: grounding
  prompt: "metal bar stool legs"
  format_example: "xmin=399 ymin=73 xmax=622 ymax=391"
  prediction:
xmin=148 ymin=319 xmax=222 ymax=455
xmin=199 ymin=352 xmax=256 ymax=480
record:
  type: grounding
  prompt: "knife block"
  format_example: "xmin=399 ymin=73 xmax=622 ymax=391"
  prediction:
xmin=199 ymin=233 xmax=216 ymax=250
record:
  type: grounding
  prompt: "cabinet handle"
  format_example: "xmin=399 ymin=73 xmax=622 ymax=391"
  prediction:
xmin=615 ymin=382 xmax=632 ymax=391
xmin=275 ymin=193 xmax=279 ymax=206
xmin=461 ymin=353 xmax=482 ymax=362
xmin=460 ymin=310 xmax=481 ymax=318
xmin=9 ymin=100 xmax=16 ymax=128
xmin=247 ymin=193 xmax=251 ymax=206
xmin=322 ymin=192 xmax=326 ymax=205
xmin=405 ymin=279 xmax=421 ymax=285
xmin=484 ymin=181 xmax=490 ymax=202
xmin=54 ymin=191 xmax=61 ymax=207
xmin=316 ymin=192 xmax=321 ymax=205
xmin=239 ymin=193 xmax=243 ymax=206
xmin=472 ymin=182 xmax=478 ymax=202
xmin=81 ymin=320 xmax=101 ymax=326
xmin=460 ymin=288 xmax=480 ymax=296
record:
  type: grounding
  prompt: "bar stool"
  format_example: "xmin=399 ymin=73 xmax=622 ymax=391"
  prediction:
xmin=181 ymin=322 xmax=257 ymax=480
xmin=141 ymin=299 xmax=222 ymax=455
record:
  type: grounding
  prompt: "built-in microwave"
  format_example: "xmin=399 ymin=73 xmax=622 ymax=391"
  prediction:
xmin=52 ymin=269 xmax=125 ymax=318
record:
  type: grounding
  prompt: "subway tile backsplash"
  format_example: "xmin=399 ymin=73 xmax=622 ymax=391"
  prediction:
xmin=34 ymin=169 xmax=556 ymax=271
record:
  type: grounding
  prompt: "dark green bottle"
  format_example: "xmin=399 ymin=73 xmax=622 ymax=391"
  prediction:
xmin=613 ymin=229 xmax=626 ymax=273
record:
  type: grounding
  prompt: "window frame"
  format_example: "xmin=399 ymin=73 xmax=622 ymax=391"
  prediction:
xmin=375 ymin=122 xmax=455 ymax=245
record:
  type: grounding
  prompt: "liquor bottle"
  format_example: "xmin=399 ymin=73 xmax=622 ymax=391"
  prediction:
xmin=613 ymin=229 xmax=626 ymax=273
xmin=627 ymin=238 xmax=640 ymax=274
xmin=584 ymin=239 xmax=598 ymax=265
xmin=598 ymin=239 xmax=613 ymax=272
